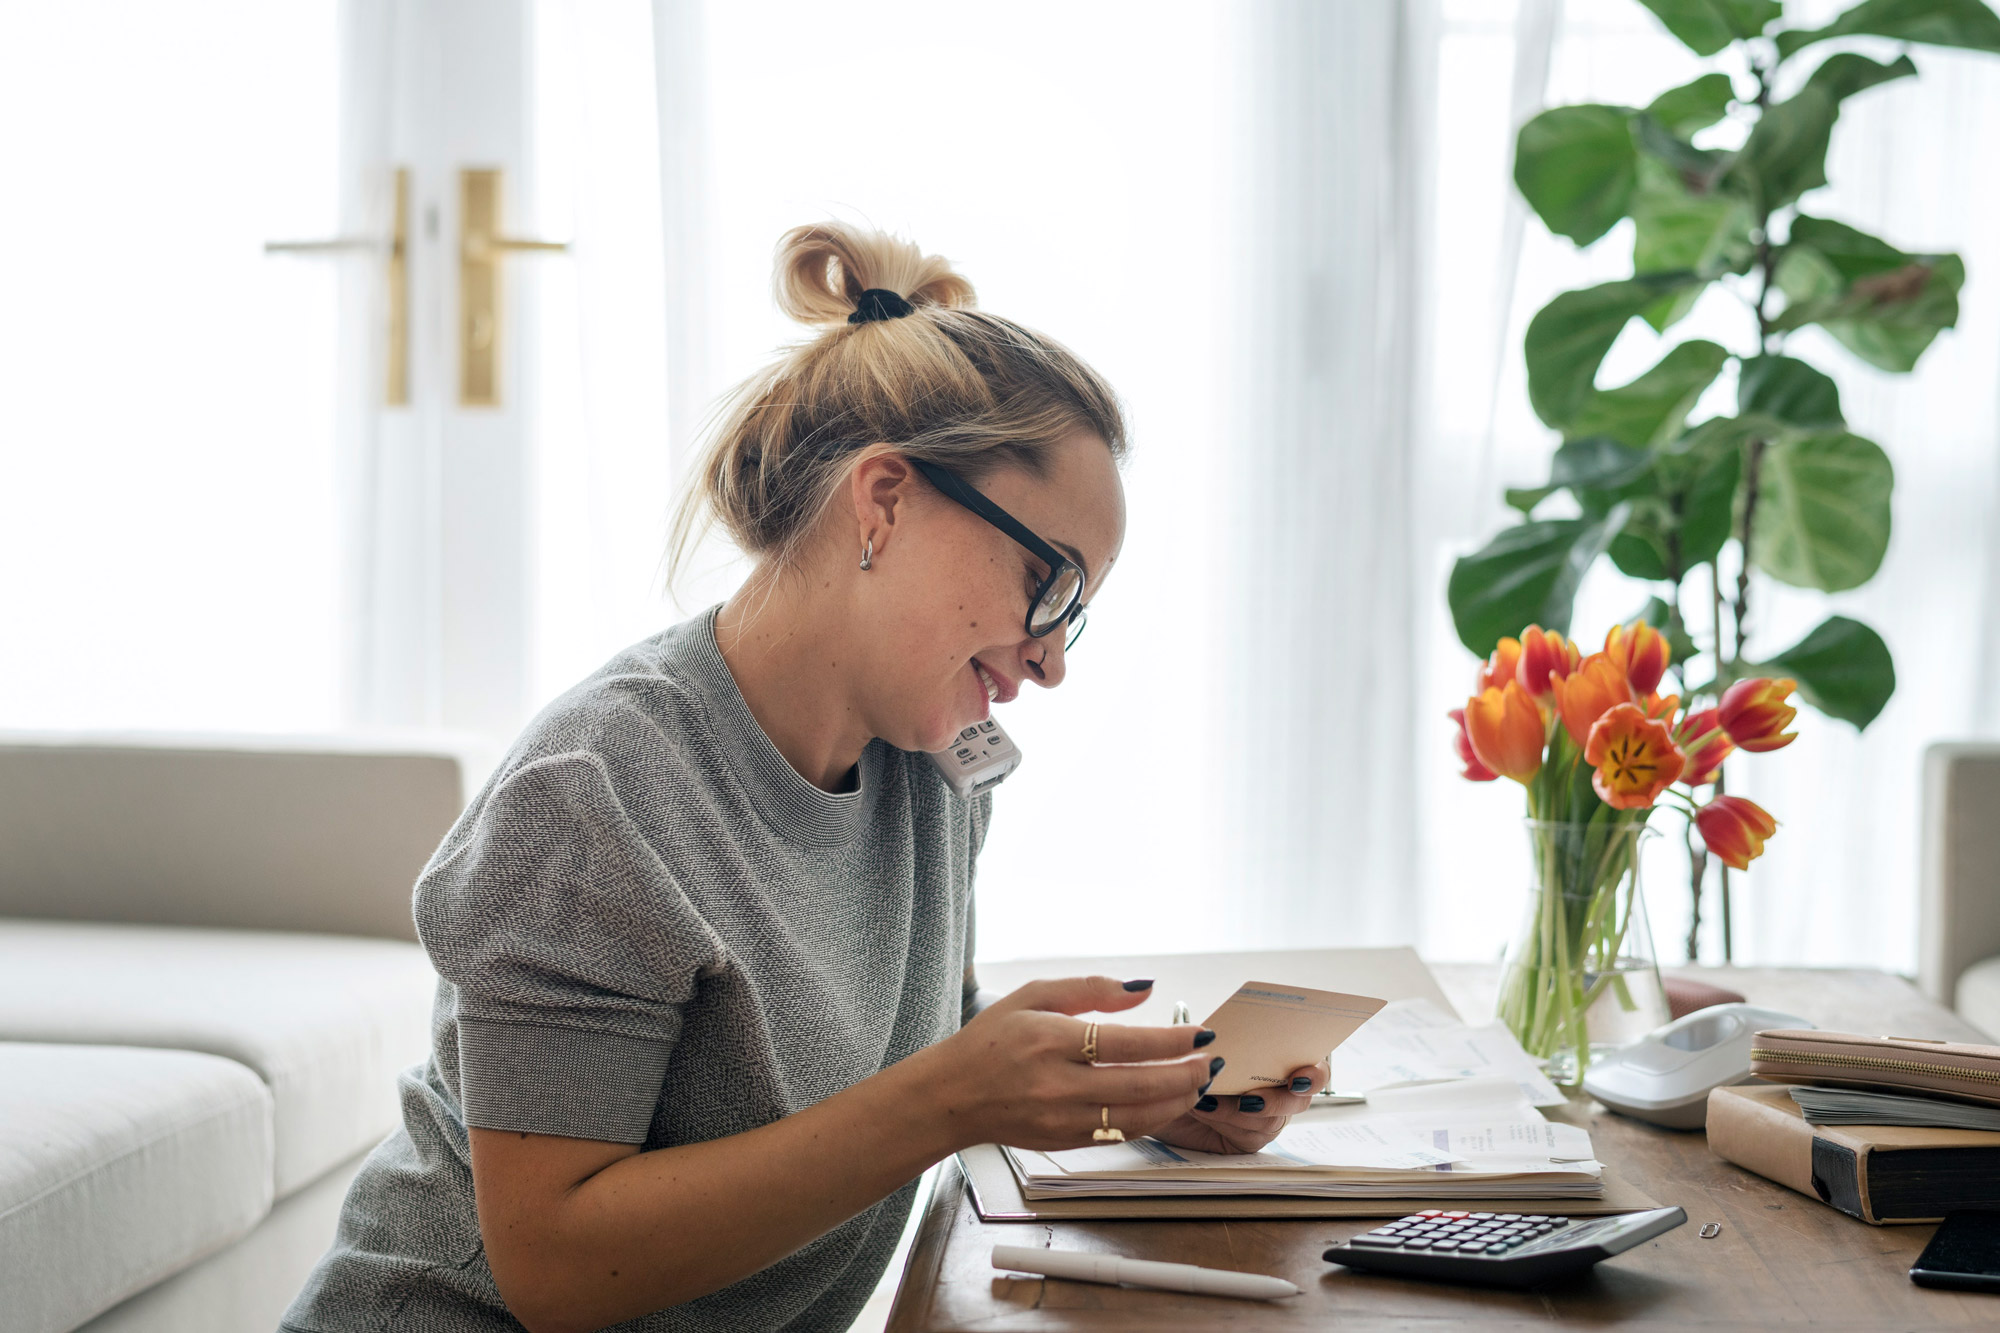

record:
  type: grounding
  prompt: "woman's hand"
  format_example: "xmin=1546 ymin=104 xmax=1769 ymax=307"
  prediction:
xmin=928 ymin=975 xmax=1219 ymax=1151
xmin=1150 ymin=1059 xmax=1330 ymax=1155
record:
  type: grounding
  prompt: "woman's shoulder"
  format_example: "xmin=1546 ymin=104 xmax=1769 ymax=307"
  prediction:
xmin=486 ymin=618 xmax=726 ymax=800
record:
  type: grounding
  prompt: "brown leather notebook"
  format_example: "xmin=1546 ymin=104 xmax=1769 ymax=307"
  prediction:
xmin=1707 ymin=1083 xmax=2000 ymax=1224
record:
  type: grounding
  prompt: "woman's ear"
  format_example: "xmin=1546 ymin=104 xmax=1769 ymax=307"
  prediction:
xmin=847 ymin=449 xmax=914 ymax=557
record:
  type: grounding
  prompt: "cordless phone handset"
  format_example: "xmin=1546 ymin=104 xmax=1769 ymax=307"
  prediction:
xmin=927 ymin=718 xmax=1023 ymax=798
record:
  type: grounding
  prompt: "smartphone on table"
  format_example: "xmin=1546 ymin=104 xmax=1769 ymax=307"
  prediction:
xmin=1910 ymin=1212 xmax=2000 ymax=1293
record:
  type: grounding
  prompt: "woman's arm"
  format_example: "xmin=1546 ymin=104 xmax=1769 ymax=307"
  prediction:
xmin=472 ymin=976 xmax=1215 ymax=1333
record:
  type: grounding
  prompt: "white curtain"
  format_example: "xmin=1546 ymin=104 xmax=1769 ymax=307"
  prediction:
xmin=1221 ymin=0 xmax=1440 ymax=950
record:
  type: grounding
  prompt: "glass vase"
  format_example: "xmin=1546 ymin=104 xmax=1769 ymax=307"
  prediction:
xmin=1496 ymin=819 xmax=1669 ymax=1086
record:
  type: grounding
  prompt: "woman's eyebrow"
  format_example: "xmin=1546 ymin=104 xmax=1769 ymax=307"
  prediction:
xmin=1051 ymin=538 xmax=1091 ymax=586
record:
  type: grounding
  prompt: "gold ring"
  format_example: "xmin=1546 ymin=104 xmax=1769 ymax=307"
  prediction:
xmin=1081 ymin=1021 xmax=1100 ymax=1065
xmin=1093 ymin=1105 xmax=1125 ymax=1142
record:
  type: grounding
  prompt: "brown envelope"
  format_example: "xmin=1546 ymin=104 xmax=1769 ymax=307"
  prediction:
xmin=1199 ymin=981 xmax=1386 ymax=1096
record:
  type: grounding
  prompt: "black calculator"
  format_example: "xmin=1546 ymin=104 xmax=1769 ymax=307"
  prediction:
xmin=1324 ymin=1206 xmax=1688 ymax=1288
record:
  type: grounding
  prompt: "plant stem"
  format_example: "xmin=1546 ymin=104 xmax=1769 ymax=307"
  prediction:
xmin=1683 ymin=815 xmax=1706 ymax=962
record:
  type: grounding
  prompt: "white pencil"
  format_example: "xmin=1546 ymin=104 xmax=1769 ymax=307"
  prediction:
xmin=991 ymin=1244 xmax=1300 ymax=1301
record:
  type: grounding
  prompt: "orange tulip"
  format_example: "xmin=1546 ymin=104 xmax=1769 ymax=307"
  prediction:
xmin=1679 ymin=707 xmax=1734 ymax=786
xmin=1605 ymin=621 xmax=1672 ymax=695
xmin=1696 ymin=795 xmax=1779 ymax=870
xmin=1718 ymin=677 xmax=1799 ymax=753
xmin=1477 ymin=637 xmax=1524 ymax=695
xmin=1516 ymin=625 xmax=1582 ymax=700
xmin=1551 ymin=653 xmax=1636 ymax=749
xmin=1448 ymin=708 xmax=1498 ymax=782
xmin=1583 ymin=702 xmax=1686 ymax=810
xmin=1463 ymin=682 xmax=1545 ymax=784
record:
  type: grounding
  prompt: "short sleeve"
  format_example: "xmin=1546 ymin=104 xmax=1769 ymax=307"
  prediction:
xmin=416 ymin=752 xmax=727 ymax=1143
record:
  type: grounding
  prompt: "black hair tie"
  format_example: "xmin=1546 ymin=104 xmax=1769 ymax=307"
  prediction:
xmin=849 ymin=288 xmax=915 ymax=324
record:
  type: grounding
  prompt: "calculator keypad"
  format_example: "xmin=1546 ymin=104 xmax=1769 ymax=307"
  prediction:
xmin=1347 ymin=1210 xmax=1570 ymax=1257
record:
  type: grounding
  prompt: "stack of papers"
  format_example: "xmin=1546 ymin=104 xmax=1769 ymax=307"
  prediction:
xmin=1327 ymin=998 xmax=1566 ymax=1106
xmin=1006 ymin=1076 xmax=1604 ymax=1201
xmin=1791 ymin=1085 xmax=2000 ymax=1132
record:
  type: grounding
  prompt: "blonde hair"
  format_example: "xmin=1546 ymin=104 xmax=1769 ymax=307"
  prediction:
xmin=669 ymin=222 xmax=1126 ymax=579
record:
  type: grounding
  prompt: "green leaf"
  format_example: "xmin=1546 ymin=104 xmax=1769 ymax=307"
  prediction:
xmin=1752 ymin=431 xmax=1894 ymax=592
xmin=1757 ymin=615 xmax=1897 ymax=730
xmin=1447 ymin=508 xmax=1630 ymax=656
xmin=1637 ymin=0 xmax=1784 ymax=54
xmin=1597 ymin=429 xmax=1741 ymax=579
xmin=1737 ymin=354 xmax=1845 ymax=430
xmin=1630 ymin=158 xmax=1753 ymax=330
xmin=1505 ymin=486 xmax=1555 ymax=515
xmin=1568 ymin=339 xmax=1731 ymax=448
xmin=1673 ymin=430 xmax=1745 ymax=566
xmin=1514 ymin=105 xmax=1640 ymax=246
xmin=1635 ymin=595 xmax=1703 ymax=665
xmin=1645 ymin=72 xmax=1738 ymax=136
xmin=1774 ymin=216 xmax=1964 ymax=371
xmin=1777 ymin=0 xmax=2000 ymax=60
xmin=1524 ymin=275 xmax=1704 ymax=429
xmin=1726 ymin=54 xmax=1917 ymax=213
xmin=1552 ymin=435 xmax=1655 ymax=489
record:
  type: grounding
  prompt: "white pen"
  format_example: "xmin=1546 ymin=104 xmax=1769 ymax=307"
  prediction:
xmin=991 ymin=1244 xmax=1300 ymax=1301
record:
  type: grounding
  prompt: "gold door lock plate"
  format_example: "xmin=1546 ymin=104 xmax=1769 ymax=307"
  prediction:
xmin=458 ymin=167 xmax=568 ymax=407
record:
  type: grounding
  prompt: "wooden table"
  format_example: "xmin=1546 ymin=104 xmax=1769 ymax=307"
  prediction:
xmin=886 ymin=964 xmax=1998 ymax=1330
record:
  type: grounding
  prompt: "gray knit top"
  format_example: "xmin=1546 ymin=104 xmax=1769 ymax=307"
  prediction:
xmin=284 ymin=608 xmax=989 ymax=1332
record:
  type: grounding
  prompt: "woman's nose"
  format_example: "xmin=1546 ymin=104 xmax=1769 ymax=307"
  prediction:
xmin=1021 ymin=632 xmax=1066 ymax=689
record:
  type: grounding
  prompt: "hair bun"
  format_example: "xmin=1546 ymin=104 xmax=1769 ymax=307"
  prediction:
xmin=773 ymin=222 xmax=977 ymax=328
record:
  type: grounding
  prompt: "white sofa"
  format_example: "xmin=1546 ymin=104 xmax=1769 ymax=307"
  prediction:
xmin=1921 ymin=741 xmax=2000 ymax=1040
xmin=0 ymin=735 xmax=469 ymax=1333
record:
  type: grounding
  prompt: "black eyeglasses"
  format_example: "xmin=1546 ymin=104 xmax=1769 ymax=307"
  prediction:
xmin=909 ymin=457 xmax=1089 ymax=650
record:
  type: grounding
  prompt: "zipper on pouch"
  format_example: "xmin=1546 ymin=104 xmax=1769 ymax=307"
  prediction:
xmin=1750 ymin=1047 xmax=2000 ymax=1085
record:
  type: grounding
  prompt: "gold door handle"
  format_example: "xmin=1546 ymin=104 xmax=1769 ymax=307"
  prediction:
xmin=264 ymin=167 xmax=411 ymax=406
xmin=458 ymin=167 xmax=568 ymax=407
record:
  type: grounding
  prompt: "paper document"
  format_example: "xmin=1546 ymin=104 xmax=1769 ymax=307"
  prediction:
xmin=1327 ymin=998 xmax=1565 ymax=1105
xmin=1199 ymin=982 xmax=1385 ymax=1096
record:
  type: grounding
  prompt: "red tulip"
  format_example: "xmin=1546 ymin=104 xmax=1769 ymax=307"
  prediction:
xmin=1551 ymin=653 xmax=1636 ymax=749
xmin=1605 ymin=621 xmax=1672 ymax=696
xmin=1584 ymin=702 xmax=1686 ymax=810
xmin=1449 ymin=708 xmax=1498 ymax=782
xmin=1516 ymin=625 xmax=1582 ymax=700
xmin=1697 ymin=795 xmax=1779 ymax=870
xmin=1478 ymin=637 xmax=1524 ymax=695
xmin=1464 ymin=682 xmax=1545 ymax=784
xmin=1718 ymin=677 xmax=1799 ymax=753
xmin=1679 ymin=707 xmax=1734 ymax=786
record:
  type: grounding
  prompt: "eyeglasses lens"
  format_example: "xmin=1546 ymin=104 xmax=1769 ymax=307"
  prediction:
xmin=1030 ymin=564 xmax=1085 ymax=638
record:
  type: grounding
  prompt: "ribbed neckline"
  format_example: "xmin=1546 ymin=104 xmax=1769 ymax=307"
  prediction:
xmin=677 ymin=606 xmax=881 ymax=849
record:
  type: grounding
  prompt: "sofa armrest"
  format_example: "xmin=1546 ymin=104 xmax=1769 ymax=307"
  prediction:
xmin=1920 ymin=742 xmax=2000 ymax=1009
xmin=0 ymin=733 xmax=477 ymax=942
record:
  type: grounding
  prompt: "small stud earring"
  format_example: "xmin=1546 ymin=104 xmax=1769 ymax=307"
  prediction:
xmin=859 ymin=538 xmax=873 ymax=571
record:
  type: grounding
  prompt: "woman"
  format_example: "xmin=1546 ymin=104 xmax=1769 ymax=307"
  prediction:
xmin=284 ymin=223 xmax=1329 ymax=1333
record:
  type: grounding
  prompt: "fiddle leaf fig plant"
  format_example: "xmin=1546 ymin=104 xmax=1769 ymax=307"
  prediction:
xmin=1447 ymin=0 xmax=2000 ymax=959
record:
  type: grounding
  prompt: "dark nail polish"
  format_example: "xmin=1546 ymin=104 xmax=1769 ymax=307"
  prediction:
xmin=1198 ymin=1080 xmax=1213 ymax=1095
xmin=1291 ymin=1076 xmax=1313 ymax=1094
xmin=1121 ymin=978 xmax=1154 ymax=992
xmin=1192 ymin=1028 xmax=1217 ymax=1049
xmin=1209 ymin=1056 xmax=1225 ymax=1075
xmin=1238 ymin=1095 xmax=1267 ymax=1113
xmin=1195 ymin=1096 xmax=1218 ymax=1112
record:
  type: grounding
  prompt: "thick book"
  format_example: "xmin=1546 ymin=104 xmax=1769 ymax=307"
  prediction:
xmin=1707 ymin=1084 xmax=2000 ymax=1224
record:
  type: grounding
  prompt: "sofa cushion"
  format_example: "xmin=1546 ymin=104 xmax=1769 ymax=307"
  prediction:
xmin=0 ymin=919 xmax=435 ymax=1197
xmin=1957 ymin=954 xmax=2000 ymax=1042
xmin=0 ymin=1042 xmax=273 ymax=1333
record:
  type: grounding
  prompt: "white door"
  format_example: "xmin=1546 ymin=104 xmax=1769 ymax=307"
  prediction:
xmin=337 ymin=0 xmax=564 ymax=739
xmin=1 ymin=1 xmax=590 ymax=741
